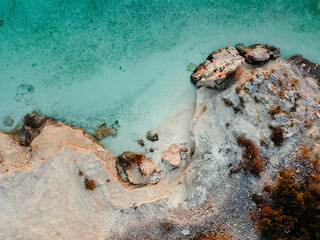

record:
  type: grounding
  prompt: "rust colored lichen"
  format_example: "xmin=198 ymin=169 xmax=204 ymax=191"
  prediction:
xmin=78 ymin=170 xmax=83 ymax=176
xmin=236 ymin=136 xmax=264 ymax=176
xmin=84 ymin=178 xmax=96 ymax=190
xmin=268 ymin=106 xmax=282 ymax=116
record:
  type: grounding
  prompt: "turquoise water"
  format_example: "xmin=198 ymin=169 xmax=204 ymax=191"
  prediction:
xmin=0 ymin=0 xmax=319 ymax=154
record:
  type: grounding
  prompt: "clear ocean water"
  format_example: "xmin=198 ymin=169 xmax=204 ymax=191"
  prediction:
xmin=0 ymin=0 xmax=319 ymax=154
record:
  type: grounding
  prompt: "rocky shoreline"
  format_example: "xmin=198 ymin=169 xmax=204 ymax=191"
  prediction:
xmin=0 ymin=43 xmax=319 ymax=239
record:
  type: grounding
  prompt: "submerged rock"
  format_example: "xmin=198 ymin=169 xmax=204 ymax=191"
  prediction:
xmin=161 ymin=143 xmax=182 ymax=166
xmin=93 ymin=123 xmax=117 ymax=140
xmin=191 ymin=46 xmax=245 ymax=88
xmin=187 ymin=62 xmax=197 ymax=72
xmin=14 ymin=84 xmax=34 ymax=102
xmin=236 ymin=43 xmax=280 ymax=64
xmin=3 ymin=116 xmax=14 ymax=126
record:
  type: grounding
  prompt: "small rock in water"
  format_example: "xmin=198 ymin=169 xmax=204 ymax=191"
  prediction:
xmin=3 ymin=116 xmax=14 ymax=126
xmin=186 ymin=62 xmax=197 ymax=72
xmin=150 ymin=148 xmax=155 ymax=152
xmin=146 ymin=131 xmax=159 ymax=141
xmin=137 ymin=139 xmax=145 ymax=146
xmin=93 ymin=123 xmax=117 ymax=140
xmin=161 ymin=143 xmax=181 ymax=166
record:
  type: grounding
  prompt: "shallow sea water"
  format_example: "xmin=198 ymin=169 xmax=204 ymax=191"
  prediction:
xmin=0 ymin=0 xmax=319 ymax=154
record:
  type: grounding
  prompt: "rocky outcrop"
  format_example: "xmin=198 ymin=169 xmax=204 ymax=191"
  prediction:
xmin=189 ymin=44 xmax=320 ymax=239
xmin=236 ymin=43 xmax=280 ymax=64
xmin=0 ymin=43 xmax=319 ymax=240
xmin=191 ymin=46 xmax=245 ymax=88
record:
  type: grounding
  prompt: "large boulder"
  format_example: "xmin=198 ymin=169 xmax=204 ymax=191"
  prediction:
xmin=236 ymin=43 xmax=280 ymax=64
xmin=191 ymin=46 xmax=245 ymax=88
xmin=117 ymin=152 xmax=160 ymax=185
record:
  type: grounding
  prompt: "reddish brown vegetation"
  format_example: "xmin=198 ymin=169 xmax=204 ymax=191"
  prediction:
xmin=194 ymin=232 xmax=233 ymax=240
xmin=236 ymin=136 xmax=264 ymax=176
xmin=84 ymin=178 xmax=96 ymax=190
xmin=268 ymin=106 xmax=282 ymax=116
xmin=256 ymin=169 xmax=320 ymax=240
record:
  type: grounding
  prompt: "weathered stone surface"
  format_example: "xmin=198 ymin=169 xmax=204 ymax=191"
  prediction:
xmin=93 ymin=123 xmax=117 ymax=140
xmin=189 ymin=54 xmax=319 ymax=239
xmin=161 ymin=143 xmax=181 ymax=166
xmin=3 ymin=116 xmax=14 ymax=126
xmin=191 ymin=46 xmax=245 ymax=88
xmin=0 ymin=131 xmax=30 ymax=172
xmin=288 ymin=54 xmax=320 ymax=84
xmin=117 ymin=152 xmax=160 ymax=185
xmin=236 ymin=43 xmax=280 ymax=63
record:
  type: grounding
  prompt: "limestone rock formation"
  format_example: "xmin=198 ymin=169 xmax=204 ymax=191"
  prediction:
xmin=0 ymin=43 xmax=319 ymax=240
xmin=161 ymin=143 xmax=182 ymax=166
xmin=236 ymin=43 xmax=280 ymax=63
xmin=191 ymin=46 xmax=245 ymax=88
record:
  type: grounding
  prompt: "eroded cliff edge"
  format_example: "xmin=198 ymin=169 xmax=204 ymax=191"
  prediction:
xmin=0 ymin=44 xmax=319 ymax=240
